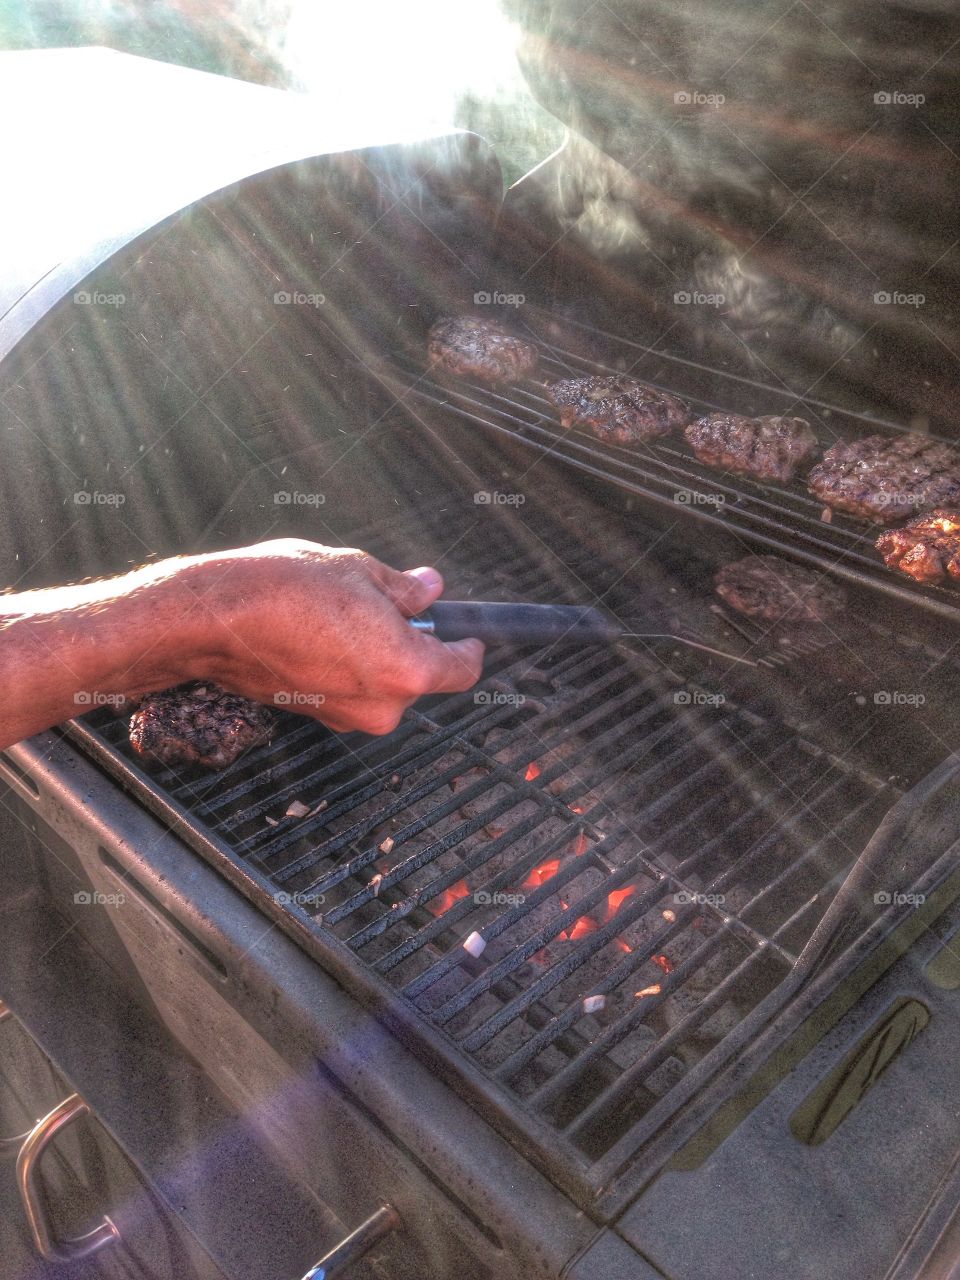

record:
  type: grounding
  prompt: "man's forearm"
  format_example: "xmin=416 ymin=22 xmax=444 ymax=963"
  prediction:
xmin=0 ymin=556 xmax=229 ymax=748
xmin=0 ymin=539 xmax=483 ymax=752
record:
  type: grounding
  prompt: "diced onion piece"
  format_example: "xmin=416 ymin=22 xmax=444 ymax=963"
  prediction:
xmin=463 ymin=931 xmax=487 ymax=958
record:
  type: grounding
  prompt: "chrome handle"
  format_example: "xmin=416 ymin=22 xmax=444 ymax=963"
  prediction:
xmin=16 ymin=1092 xmax=121 ymax=1262
xmin=300 ymin=1204 xmax=400 ymax=1279
xmin=0 ymin=1001 xmax=34 ymax=1154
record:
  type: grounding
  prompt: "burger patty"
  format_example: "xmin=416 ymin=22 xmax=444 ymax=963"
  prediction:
xmin=715 ymin=555 xmax=847 ymax=623
xmin=129 ymin=682 xmax=276 ymax=771
xmin=807 ymin=433 xmax=960 ymax=523
xmin=427 ymin=315 xmax=539 ymax=384
xmin=546 ymin=374 xmax=691 ymax=444
xmin=684 ymin=412 xmax=818 ymax=482
xmin=876 ymin=509 xmax=960 ymax=585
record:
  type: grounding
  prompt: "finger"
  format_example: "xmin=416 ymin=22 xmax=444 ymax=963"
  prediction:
xmin=411 ymin=636 xmax=485 ymax=694
xmin=366 ymin=559 xmax=444 ymax=618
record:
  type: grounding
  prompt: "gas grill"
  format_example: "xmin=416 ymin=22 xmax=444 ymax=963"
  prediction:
xmin=2 ymin=44 xmax=960 ymax=1280
xmin=60 ymin=470 xmax=945 ymax=1220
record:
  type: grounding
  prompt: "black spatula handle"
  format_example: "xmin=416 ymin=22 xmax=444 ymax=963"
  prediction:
xmin=409 ymin=600 xmax=621 ymax=646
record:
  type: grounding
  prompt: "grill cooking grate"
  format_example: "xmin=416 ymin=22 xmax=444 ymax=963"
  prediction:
xmin=64 ymin=497 xmax=906 ymax=1212
xmin=383 ymin=319 xmax=960 ymax=626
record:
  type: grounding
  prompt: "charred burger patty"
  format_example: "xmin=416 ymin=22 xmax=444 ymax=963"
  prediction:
xmin=129 ymin=682 xmax=276 ymax=771
xmin=685 ymin=412 xmax=818 ymax=482
xmin=876 ymin=509 xmax=960 ymax=585
xmin=427 ymin=315 xmax=539 ymax=384
xmin=808 ymin=433 xmax=960 ymax=523
xmin=546 ymin=374 xmax=691 ymax=444
xmin=715 ymin=555 xmax=846 ymax=623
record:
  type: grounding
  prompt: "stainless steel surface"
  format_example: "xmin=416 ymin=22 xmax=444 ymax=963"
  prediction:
xmin=0 ymin=999 xmax=34 ymax=1154
xmin=301 ymin=1205 xmax=401 ymax=1280
xmin=16 ymin=1092 xmax=121 ymax=1262
xmin=1 ymin=728 xmax=592 ymax=1280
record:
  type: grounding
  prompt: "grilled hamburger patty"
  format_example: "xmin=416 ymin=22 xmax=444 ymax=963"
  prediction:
xmin=129 ymin=682 xmax=276 ymax=770
xmin=546 ymin=374 xmax=691 ymax=443
xmin=876 ymin=509 xmax=960 ymax=584
xmin=715 ymin=555 xmax=846 ymax=623
xmin=808 ymin=433 xmax=960 ymax=523
xmin=685 ymin=412 xmax=818 ymax=482
xmin=427 ymin=315 xmax=539 ymax=383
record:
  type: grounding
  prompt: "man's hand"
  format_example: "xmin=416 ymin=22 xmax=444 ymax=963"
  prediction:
xmin=0 ymin=539 xmax=484 ymax=751
xmin=185 ymin=539 xmax=485 ymax=735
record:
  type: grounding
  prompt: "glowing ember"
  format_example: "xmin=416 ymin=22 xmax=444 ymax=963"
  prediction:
xmin=653 ymin=953 xmax=674 ymax=974
xmin=522 ymin=858 xmax=561 ymax=890
xmin=571 ymin=832 xmax=591 ymax=856
xmin=569 ymin=915 xmax=599 ymax=940
xmin=635 ymin=984 xmax=662 ymax=998
xmin=524 ymin=761 xmax=541 ymax=781
xmin=427 ymin=879 xmax=470 ymax=917
xmin=615 ymin=938 xmax=633 ymax=954
xmin=569 ymin=803 xmax=586 ymax=815
xmin=605 ymin=886 xmax=637 ymax=919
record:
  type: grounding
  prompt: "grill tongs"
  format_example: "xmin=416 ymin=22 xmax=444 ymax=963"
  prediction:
xmin=409 ymin=599 xmax=757 ymax=666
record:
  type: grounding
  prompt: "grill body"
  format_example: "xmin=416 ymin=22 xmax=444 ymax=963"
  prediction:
xmin=1 ymin=47 xmax=960 ymax=1280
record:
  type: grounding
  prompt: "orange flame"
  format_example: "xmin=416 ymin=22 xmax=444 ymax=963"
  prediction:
xmin=571 ymin=832 xmax=591 ymax=856
xmin=614 ymin=938 xmax=633 ymax=953
xmin=427 ymin=879 xmax=470 ymax=917
xmin=605 ymin=886 xmax=636 ymax=919
xmin=653 ymin=953 xmax=674 ymax=975
xmin=523 ymin=858 xmax=561 ymax=891
xmin=569 ymin=803 xmax=586 ymax=815
xmin=524 ymin=761 xmax=541 ymax=781
xmin=635 ymin=984 xmax=662 ymax=998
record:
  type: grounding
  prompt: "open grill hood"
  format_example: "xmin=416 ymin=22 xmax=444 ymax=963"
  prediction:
xmin=2 ymin=46 xmax=960 ymax=1280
